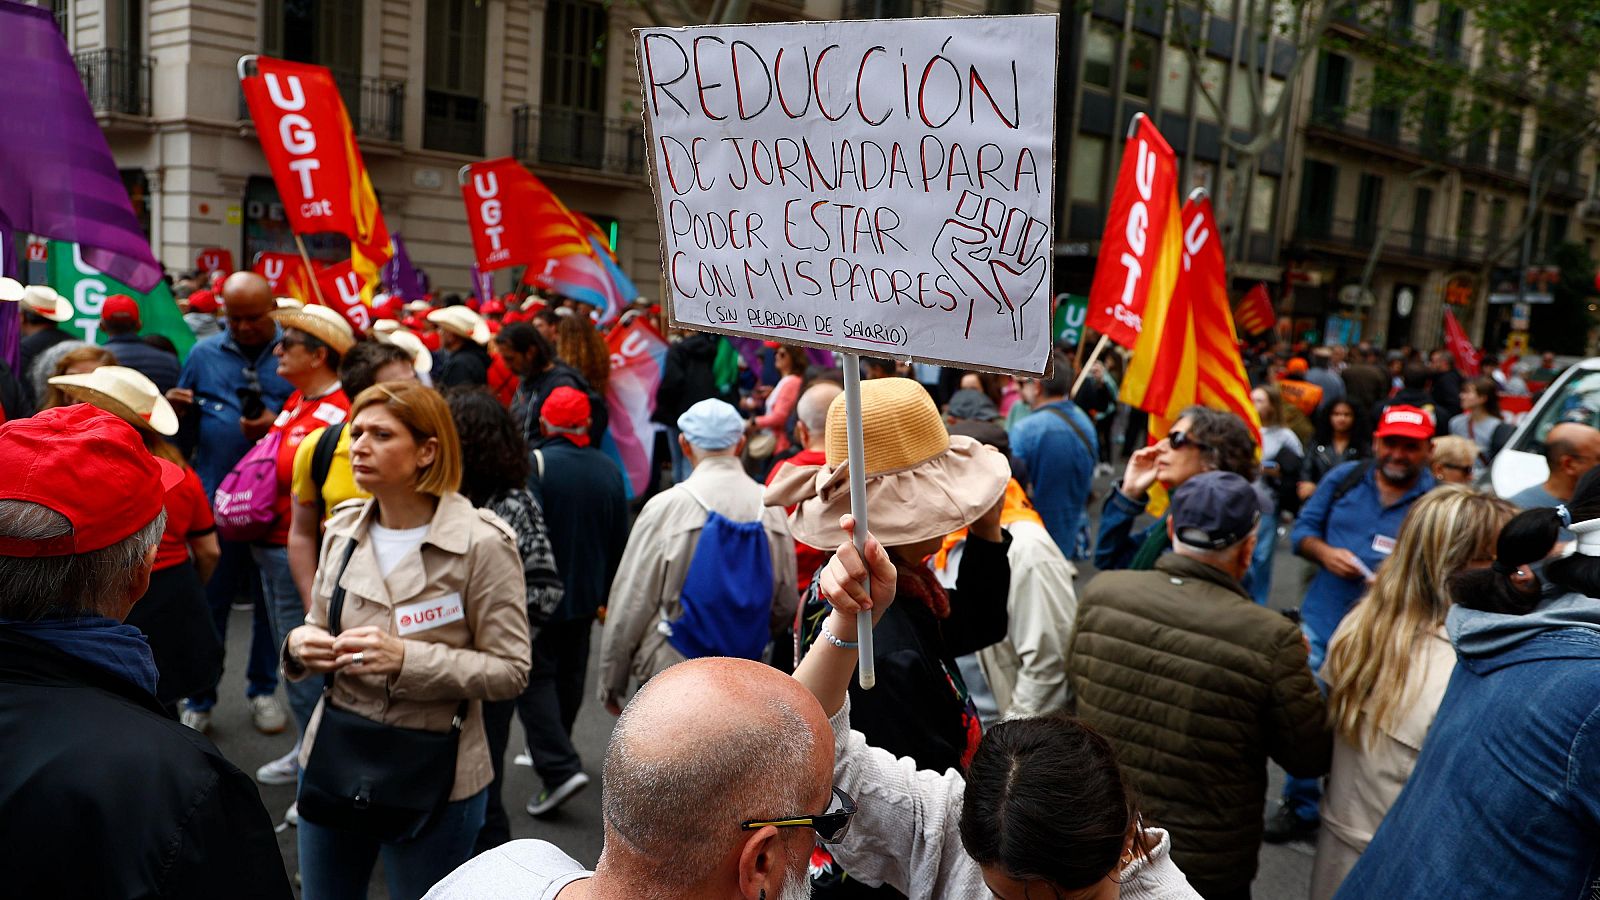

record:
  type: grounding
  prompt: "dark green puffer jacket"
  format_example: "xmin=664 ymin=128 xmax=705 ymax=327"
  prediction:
xmin=1067 ymin=553 xmax=1332 ymax=895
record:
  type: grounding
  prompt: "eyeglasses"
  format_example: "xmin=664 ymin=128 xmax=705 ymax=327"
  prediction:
xmin=741 ymin=786 xmax=857 ymax=845
xmin=1438 ymin=462 xmax=1473 ymax=474
xmin=1167 ymin=430 xmax=1212 ymax=453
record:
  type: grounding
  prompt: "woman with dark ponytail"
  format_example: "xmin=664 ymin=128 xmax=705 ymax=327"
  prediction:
xmin=1335 ymin=468 xmax=1600 ymax=898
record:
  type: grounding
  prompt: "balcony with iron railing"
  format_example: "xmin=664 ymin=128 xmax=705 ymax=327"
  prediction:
xmin=512 ymin=106 xmax=646 ymax=179
xmin=237 ymin=73 xmax=406 ymax=144
xmin=1295 ymin=216 xmax=1460 ymax=263
xmin=75 ymin=48 xmax=151 ymax=117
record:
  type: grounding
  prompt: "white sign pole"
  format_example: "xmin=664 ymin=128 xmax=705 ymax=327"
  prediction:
xmin=841 ymin=352 xmax=876 ymax=689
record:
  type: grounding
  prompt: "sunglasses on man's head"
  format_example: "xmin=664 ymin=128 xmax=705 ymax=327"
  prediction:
xmin=741 ymin=786 xmax=857 ymax=844
xmin=1167 ymin=430 xmax=1212 ymax=453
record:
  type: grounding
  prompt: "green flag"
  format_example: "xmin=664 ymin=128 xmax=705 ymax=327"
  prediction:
xmin=46 ymin=240 xmax=195 ymax=362
xmin=1053 ymin=293 xmax=1089 ymax=345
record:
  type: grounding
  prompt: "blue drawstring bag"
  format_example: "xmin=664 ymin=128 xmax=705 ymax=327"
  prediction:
xmin=663 ymin=489 xmax=774 ymax=661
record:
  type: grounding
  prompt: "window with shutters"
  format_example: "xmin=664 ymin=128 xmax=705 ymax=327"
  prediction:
xmin=423 ymin=0 xmax=488 ymax=155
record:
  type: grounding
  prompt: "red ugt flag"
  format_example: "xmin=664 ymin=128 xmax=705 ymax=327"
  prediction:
xmin=1084 ymin=113 xmax=1182 ymax=349
xmin=1443 ymin=309 xmax=1481 ymax=376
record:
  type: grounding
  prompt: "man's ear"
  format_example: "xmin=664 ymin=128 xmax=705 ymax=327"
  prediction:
xmin=736 ymin=826 xmax=784 ymax=900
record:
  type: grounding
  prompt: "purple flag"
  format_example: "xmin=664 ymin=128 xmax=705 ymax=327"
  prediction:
xmin=381 ymin=232 xmax=427 ymax=301
xmin=0 ymin=227 xmax=18 ymax=372
xmin=0 ymin=0 xmax=162 ymax=292
xmin=470 ymin=263 xmax=493 ymax=305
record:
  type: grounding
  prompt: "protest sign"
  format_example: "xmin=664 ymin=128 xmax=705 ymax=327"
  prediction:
xmin=636 ymin=15 xmax=1057 ymax=375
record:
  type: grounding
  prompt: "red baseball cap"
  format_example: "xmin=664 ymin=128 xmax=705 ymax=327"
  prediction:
xmin=186 ymin=289 xmax=219 ymax=314
xmin=542 ymin=386 xmax=592 ymax=446
xmin=102 ymin=294 xmax=140 ymax=327
xmin=1376 ymin=405 xmax=1435 ymax=441
xmin=0 ymin=405 xmax=184 ymax=557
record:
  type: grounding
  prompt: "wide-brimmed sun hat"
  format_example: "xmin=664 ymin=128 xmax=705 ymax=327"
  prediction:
xmin=765 ymin=377 xmax=1010 ymax=550
xmin=275 ymin=297 xmax=306 ymax=310
xmin=49 ymin=365 xmax=180 ymax=436
xmin=20 ymin=285 xmax=72 ymax=322
xmin=0 ymin=277 xmax=23 ymax=302
xmin=371 ymin=321 xmax=434 ymax=375
xmin=428 ymin=305 xmax=490 ymax=345
xmin=271 ymin=303 xmax=356 ymax=353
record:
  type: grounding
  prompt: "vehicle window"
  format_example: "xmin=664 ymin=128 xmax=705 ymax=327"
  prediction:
xmin=1515 ymin=370 xmax=1600 ymax=454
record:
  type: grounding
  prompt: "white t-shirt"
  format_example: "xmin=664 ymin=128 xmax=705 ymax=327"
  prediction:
xmin=369 ymin=522 xmax=429 ymax=579
xmin=423 ymin=840 xmax=590 ymax=899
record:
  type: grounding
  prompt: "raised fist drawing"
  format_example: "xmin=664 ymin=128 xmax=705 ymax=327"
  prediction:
xmin=934 ymin=191 xmax=1050 ymax=341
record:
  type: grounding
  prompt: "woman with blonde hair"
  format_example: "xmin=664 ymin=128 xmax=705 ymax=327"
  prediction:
xmin=1429 ymin=434 xmax=1477 ymax=485
xmin=1310 ymin=485 xmax=1515 ymax=899
xmin=37 ymin=345 xmax=118 ymax=409
xmin=284 ymin=381 xmax=531 ymax=898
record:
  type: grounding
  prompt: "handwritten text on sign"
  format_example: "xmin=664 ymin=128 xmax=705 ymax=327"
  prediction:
xmin=636 ymin=16 xmax=1057 ymax=374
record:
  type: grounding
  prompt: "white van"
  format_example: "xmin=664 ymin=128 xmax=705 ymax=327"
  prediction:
xmin=1489 ymin=358 xmax=1600 ymax=498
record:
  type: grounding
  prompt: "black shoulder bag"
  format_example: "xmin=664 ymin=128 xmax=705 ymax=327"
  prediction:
xmin=296 ymin=538 xmax=468 ymax=843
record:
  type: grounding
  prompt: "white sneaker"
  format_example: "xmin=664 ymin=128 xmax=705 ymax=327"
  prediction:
xmin=284 ymin=802 xmax=299 ymax=828
xmin=256 ymin=748 xmax=300 ymax=786
xmin=250 ymin=695 xmax=287 ymax=735
xmin=513 ymin=746 xmax=533 ymax=767
xmin=179 ymin=707 xmax=211 ymax=734
xmin=527 ymin=771 xmax=590 ymax=818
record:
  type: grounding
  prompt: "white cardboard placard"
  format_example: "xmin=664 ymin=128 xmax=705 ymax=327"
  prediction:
xmin=635 ymin=15 xmax=1058 ymax=375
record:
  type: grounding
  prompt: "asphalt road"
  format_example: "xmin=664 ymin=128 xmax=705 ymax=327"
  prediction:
xmin=208 ymin=475 xmax=1321 ymax=898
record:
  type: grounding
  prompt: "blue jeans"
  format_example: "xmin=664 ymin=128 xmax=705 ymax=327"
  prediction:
xmin=1248 ymin=513 xmax=1277 ymax=606
xmin=253 ymin=544 xmax=321 ymax=735
xmin=298 ymin=789 xmax=487 ymax=900
xmin=1281 ymin=619 xmax=1330 ymax=821
xmin=189 ymin=538 xmax=278 ymax=711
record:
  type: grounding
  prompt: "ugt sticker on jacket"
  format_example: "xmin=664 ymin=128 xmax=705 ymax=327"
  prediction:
xmin=396 ymin=593 xmax=464 ymax=636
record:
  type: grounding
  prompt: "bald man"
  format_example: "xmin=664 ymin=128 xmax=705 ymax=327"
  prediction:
xmin=766 ymin=380 xmax=844 ymax=604
xmin=427 ymin=658 xmax=835 ymax=900
xmin=1507 ymin=422 xmax=1600 ymax=511
xmin=170 ymin=270 xmax=297 ymax=738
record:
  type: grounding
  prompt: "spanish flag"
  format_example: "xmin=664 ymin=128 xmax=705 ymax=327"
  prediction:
xmin=1121 ymin=189 xmax=1261 ymax=446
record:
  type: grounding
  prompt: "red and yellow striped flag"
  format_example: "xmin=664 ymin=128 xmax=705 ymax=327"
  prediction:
xmin=1234 ymin=282 xmax=1276 ymax=336
xmin=1120 ymin=190 xmax=1261 ymax=446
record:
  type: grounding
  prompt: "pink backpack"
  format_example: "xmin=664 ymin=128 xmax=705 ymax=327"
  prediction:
xmin=214 ymin=431 xmax=283 ymax=542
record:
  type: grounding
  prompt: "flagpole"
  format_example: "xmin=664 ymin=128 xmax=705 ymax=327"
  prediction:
xmin=1072 ymin=334 xmax=1111 ymax=398
xmin=294 ymin=234 xmax=331 ymax=307
xmin=842 ymin=352 xmax=876 ymax=690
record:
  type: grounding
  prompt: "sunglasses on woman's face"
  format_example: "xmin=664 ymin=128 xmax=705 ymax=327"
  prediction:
xmin=741 ymin=786 xmax=857 ymax=844
xmin=1166 ymin=430 xmax=1212 ymax=453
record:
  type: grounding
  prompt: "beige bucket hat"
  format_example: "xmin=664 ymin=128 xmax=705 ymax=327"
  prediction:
xmin=765 ymin=377 xmax=1010 ymax=550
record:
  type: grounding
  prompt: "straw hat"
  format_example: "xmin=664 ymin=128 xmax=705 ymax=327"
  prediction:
xmin=276 ymin=297 xmax=305 ymax=309
xmin=271 ymin=303 xmax=356 ymax=353
xmin=49 ymin=365 xmax=180 ymax=436
xmin=428 ymin=306 xmax=490 ymax=345
xmin=21 ymin=285 xmax=72 ymax=322
xmin=765 ymin=377 xmax=1010 ymax=550
xmin=0 ymin=277 xmax=23 ymax=302
xmin=372 ymin=324 xmax=434 ymax=375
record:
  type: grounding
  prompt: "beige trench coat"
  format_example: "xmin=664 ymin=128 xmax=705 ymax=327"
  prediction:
xmin=286 ymin=492 xmax=532 ymax=801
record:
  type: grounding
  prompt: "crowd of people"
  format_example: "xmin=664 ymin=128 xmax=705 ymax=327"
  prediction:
xmin=4 ymin=266 xmax=1600 ymax=900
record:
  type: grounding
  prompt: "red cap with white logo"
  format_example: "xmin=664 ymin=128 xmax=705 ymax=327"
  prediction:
xmin=1376 ymin=405 xmax=1435 ymax=441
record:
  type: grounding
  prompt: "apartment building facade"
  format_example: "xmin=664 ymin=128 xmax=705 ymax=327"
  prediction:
xmin=38 ymin=0 xmax=1060 ymax=302
xmin=1279 ymin=0 xmax=1599 ymax=350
